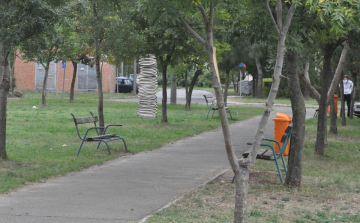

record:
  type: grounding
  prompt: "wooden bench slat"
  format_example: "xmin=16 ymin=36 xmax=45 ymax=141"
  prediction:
xmin=75 ymin=116 xmax=98 ymax=124
xmin=87 ymin=133 xmax=117 ymax=141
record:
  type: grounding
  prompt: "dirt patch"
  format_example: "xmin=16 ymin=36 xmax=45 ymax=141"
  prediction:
xmin=212 ymin=170 xmax=360 ymax=222
xmin=148 ymin=169 xmax=360 ymax=222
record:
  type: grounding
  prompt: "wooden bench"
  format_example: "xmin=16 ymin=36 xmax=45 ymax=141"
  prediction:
xmin=71 ymin=112 xmax=128 ymax=156
xmin=233 ymin=125 xmax=293 ymax=184
xmin=203 ymin=95 xmax=232 ymax=119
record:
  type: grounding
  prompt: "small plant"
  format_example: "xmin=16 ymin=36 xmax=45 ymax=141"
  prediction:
xmin=12 ymin=90 xmax=23 ymax=98
xmin=266 ymin=215 xmax=279 ymax=222
xmin=275 ymin=203 xmax=285 ymax=209
xmin=193 ymin=198 xmax=203 ymax=207
xmin=249 ymin=210 xmax=262 ymax=217
xmin=294 ymin=218 xmax=307 ymax=223
xmin=282 ymin=197 xmax=290 ymax=202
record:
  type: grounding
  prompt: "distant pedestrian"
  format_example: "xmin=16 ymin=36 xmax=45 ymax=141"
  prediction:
xmin=342 ymin=75 xmax=354 ymax=117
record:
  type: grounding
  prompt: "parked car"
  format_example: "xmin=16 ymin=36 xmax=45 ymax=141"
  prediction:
xmin=115 ymin=77 xmax=138 ymax=93
xmin=354 ymin=102 xmax=360 ymax=117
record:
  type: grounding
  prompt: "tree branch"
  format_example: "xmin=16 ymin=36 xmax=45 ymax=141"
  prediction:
xmin=276 ymin=0 xmax=283 ymax=30
xmin=178 ymin=15 xmax=207 ymax=47
xmin=266 ymin=0 xmax=280 ymax=35
xmin=282 ymin=2 xmax=296 ymax=34
xmin=327 ymin=41 xmax=350 ymax=105
xmin=207 ymin=2 xmax=214 ymax=46
xmin=196 ymin=3 xmax=208 ymax=27
xmin=301 ymin=11 xmax=317 ymax=34
xmin=298 ymin=68 xmax=321 ymax=102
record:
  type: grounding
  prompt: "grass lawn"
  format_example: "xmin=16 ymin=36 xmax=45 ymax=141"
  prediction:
xmin=0 ymin=91 xmax=264 ymax=193
xmin=146 ymin=116 xmax=360 ymax=223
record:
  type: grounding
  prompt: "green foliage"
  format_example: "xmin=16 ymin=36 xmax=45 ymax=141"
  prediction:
xmin=0 ymin=0 xmax=56 ymax=46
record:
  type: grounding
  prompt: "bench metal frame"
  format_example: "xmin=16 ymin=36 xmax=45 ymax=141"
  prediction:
xmin=203 ymin=95 xmax=232 ymax=119
xmin=233 ymin=125 xmax=293 ymax=184
xmin=71 ymin=112 xmax=128 ymax=156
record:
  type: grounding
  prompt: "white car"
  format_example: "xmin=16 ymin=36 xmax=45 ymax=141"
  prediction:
xmin=354 ymin=102 xmax=360 ymax=117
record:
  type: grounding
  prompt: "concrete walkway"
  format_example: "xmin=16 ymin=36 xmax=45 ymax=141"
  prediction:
xmin=0 ymin=106 xmax=316 ymax=223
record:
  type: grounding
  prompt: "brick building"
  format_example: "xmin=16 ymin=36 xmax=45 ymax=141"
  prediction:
xmin=14 ymin=58 xmax=117 ymax=93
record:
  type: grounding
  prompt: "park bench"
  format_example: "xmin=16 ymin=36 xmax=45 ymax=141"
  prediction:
xmin=203 ymin=95 xmax=232 ymax=119
xmin=232 ymin=125 xmax=293 ymax=184
xmin=71 ymin=111 xmax=128 ymax=156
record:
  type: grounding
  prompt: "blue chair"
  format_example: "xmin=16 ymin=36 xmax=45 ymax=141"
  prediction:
xmin=233 ymin=125 xmax=293 ymax=183
xmin=203 ymin=95 xmax=232 ymax=119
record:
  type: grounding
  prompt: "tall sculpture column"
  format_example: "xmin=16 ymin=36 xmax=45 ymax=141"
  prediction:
xmin=137 ymin=55 xmax=158 ymax=118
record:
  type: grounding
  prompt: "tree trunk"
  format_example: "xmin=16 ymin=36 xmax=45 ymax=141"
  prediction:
xmin=0 ymin=42 xmax=10 ymax=159
xmin=179 ymin=1 xmax=296 ymax=221
xmin=285 ymin=51 xmax=305 ymax=188
xmin=329 ymin=96 xmax=337 ymax=134
xmin=8 ymin=54 xmax=13 ymax=96
xmin=170 ymin=71 xmax=176 ymax=105
xmin=161 ymin=63 xmax=168 ymax=123
xmin=350 ymin=87 xmax=355 ymax=119
xmin=186 ymin=69 xmax=202 ymax=109
xmin=185 ymin=69 xmax=189 ymax=110
xmin=70 ymin=61 xmax=77 ymax=103
xmin=95 ymin=47 xmax=104 ymax=131
xmin=255 ymin=57 xmax=263 ymax=98
xmin=93 ymin=4 xmax=104 ymax=132
xmin=41 ymin=62 xmax=50 ymax=106
xmin=340 ymin=80 xmax=346 ymax=125
xmin=224 ymin=69 xmax=230 ymax=103
xmin=303 ymin=60 xmax=310 ymax=98
xmin=233 ymin=72 xmax=238 ymax=92
xmin=315 ymin=44 xmax=336 ymax=155
xmin=132 ymin=59 xmax=137 ymax=94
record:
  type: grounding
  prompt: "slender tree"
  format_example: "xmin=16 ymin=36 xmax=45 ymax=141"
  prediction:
xmin=0 ymin=0 xmax=56 ymax=159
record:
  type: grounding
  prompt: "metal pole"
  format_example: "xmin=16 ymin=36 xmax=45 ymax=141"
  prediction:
xmin=56 ymin=62 xmax=58 ymax=97
xmin=116 ymin=66 xmax=119 ymax=94
xmin=239 ymin=70 xmax=242 ymax=98
xmin=62 ymin=64 xmax=65 ymax=99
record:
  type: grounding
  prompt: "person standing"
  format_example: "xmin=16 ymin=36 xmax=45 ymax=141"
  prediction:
xmin=343 ymin=75 xmax=354 ymax=117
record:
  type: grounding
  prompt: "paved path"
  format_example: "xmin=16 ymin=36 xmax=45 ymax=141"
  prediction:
xmin=0 ymin=93 xmax=316 ymax=223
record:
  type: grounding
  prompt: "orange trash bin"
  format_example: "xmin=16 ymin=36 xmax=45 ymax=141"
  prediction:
xmin=327 ymin=94 xmax=338 ymax=114
xmin=272 ymin=112 xmax=292 ymax=156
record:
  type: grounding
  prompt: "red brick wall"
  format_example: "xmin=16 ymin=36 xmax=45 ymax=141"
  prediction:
xmin=14 ymin=56 xmax=116 ymax=93
xmin=14 ymin=59 xmax=36 ymax=91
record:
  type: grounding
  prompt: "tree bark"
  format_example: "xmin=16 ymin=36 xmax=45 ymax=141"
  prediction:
xmin=285 ymin=51 xmax=305 ymax=188
xmin=93 ymin=3 xmax=104 ymax=132
xmin=70 ymin=61 xmax=77 ymax=103
xmin=185 ymin=69 xmax=189 ymax=110
xmin=186 ymin=69 xmax=202 ymax=109
xmin=132 ymin=59 xmax=137 ymax=94
xmin=303 ymin=59 xmax=310 ymax=98
xmin=161 ymin=62 xmax=168 ymax=123
xmin=224 ymin=69 xmax=230 ymax=103
xmin=255 ymin=57 xmax=263 ymax=98
xmin=0 ymin=42 xmax=10 ymax=159
xmin=315 ymin=43 xmax=336 ymax=155
xmin=329 ymin=96 xmax=337 ymax=134
xmin=350 ymin=87 xmax=355 ymax=119
xmin=340 ymin=79 xmax=346 ymax=125
xmin=41 ymin=62 xmax=50 ymax=106
xmin=170 ymin=71 xmax=176 ymax=105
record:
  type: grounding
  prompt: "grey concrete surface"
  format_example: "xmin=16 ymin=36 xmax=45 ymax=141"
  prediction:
xmin=0 ymin=91 xmax=316 ymax=223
